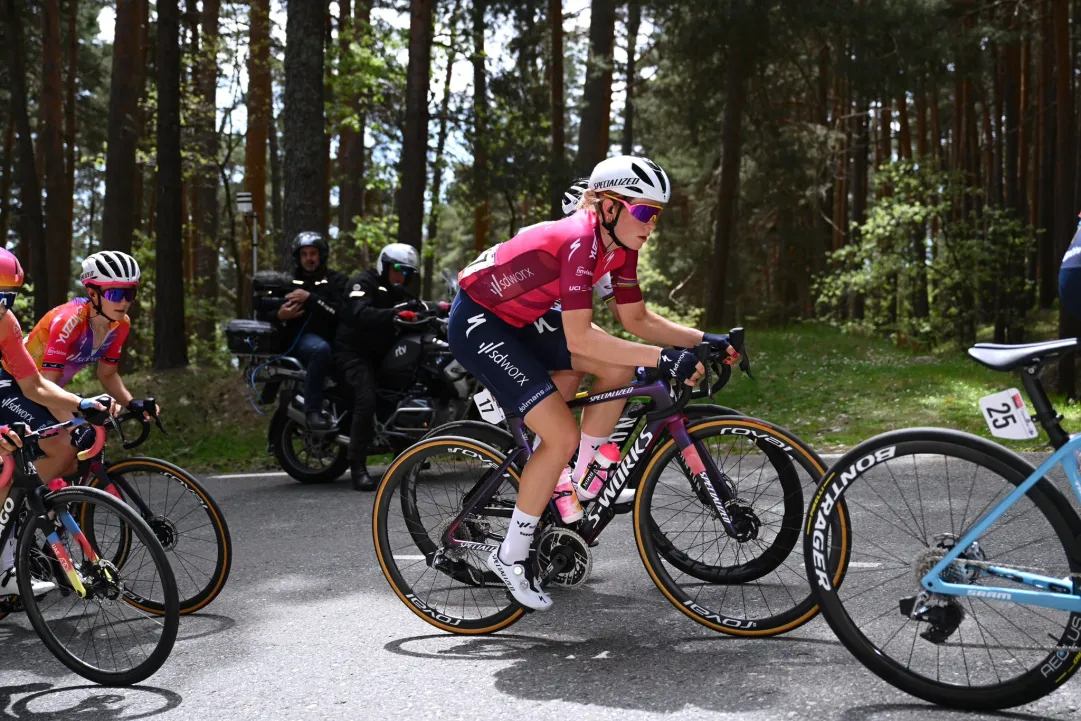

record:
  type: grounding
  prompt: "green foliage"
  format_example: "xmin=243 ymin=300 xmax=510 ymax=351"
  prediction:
xmin=815 ymin=162 xmax=1034 ymax=348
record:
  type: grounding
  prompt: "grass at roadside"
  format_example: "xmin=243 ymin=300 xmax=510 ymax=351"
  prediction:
xmin=710 ymin=321 xmax=1081 ymax=453
xmin=65 ymin=319 xmax=1079 ymax=473
xmin=69 ymin=366 xmax=277 ymax=474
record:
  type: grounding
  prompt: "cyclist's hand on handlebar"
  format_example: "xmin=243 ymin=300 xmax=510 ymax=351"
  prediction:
xmin=703 ymin=332 xmax=741 ymax=366
xmin=0 ymin=425 xmax=22 ymax=454
xmin=658 ymin=348 xmax=705 ymax=387
xmin=78 ymin=394 xmax=120 ymax=425
xmin=128 ymin=398 xmax=159 ymax=422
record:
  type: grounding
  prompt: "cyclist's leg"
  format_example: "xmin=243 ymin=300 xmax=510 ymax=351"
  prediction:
xmin=0 ymin=374 xmax=75 ymax=482
xmin=569 ymin=353 xmax=634 ymax=477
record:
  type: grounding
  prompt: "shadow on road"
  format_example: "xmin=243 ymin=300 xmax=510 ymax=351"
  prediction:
xmin=175 ymin=613 xmax=237 ymax=643
xmin=0 ymin=683 xmax=181 ymax=720
xmin=840 ymin=702 xmax=1062 ymax=721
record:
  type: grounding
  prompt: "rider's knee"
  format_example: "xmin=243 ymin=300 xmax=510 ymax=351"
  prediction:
xmin=545 ymin=425 xmax=579 ymax=465
xmin=595 ymin=363 xmax=635 ymax=385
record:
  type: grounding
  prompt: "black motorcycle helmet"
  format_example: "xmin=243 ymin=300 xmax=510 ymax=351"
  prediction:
xmin=291 ymin=231 xmax=329 ymax=268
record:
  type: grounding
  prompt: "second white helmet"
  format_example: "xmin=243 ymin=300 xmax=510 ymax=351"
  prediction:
xmin=588 ymin=155 xmax=671 ymax=205
xmin=81 ymin=251 xmax=141 ymax=286
xmin=562 ymin=178 xmax=589 ymax=216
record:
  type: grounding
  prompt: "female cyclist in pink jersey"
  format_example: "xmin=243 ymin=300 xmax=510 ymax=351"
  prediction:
xmin=0 ymin=249 xmax=118 ymax=596
xmin=447 ymin=156 xmax=738 ymax=610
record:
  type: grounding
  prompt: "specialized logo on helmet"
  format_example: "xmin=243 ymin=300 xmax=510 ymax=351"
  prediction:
xmin=593 ymin=178 xmax=638 ymax=190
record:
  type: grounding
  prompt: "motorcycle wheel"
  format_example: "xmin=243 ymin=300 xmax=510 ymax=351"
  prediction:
xmin=273 ymin=416 xmax=350 ymax=484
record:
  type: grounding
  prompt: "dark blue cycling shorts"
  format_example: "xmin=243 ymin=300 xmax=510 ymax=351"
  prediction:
xmin=1061 ymin=266 xmax=1081 ymax=323
xmin=447 ymin=291 xmax=573 ymax=417
xmin=0 ymin=368 xmax=60 ymax=432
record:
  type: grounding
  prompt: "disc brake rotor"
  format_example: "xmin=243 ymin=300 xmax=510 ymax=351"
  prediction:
xmin=535 ymin=528 xmax=592 ymax=589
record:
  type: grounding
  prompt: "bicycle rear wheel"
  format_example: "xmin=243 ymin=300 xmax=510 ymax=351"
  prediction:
xmin=373 ymin=436 xmax=525 ymax=634
xmin=634 ymin=416 xmax=849 ymax=636
xmin=82 ymin=458 xmax=232 ymax=615
xmin=805 ymin=428 xmax=1081 ymax=710
xmin=18 ymin=486 xmax=179 ymax=685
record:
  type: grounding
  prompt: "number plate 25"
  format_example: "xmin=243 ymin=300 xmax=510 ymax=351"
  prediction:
xmin=978 ymin=388 xmax=1038 ymax=440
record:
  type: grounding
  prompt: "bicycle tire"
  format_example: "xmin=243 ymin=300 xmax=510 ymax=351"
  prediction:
xmin=634 ymin=416 xmax=849 ymax=636
xmin=805 ymin=428 xmax=1081 ymax=710
xmin=82 ymin=458 xmax=232 ymax=615
xmin=18 ymin=485 xmax=179 ymax=686
xmin=374 ymin=436 xmax=525 ymax=634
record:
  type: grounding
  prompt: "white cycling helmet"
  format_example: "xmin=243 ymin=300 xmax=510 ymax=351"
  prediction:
xmin=587 ymin=155 xmax=671 ymax=205
xmin=562 ymin=178 xmax=589 ymax=216
xmin=377 ymin=243 xmax=420 ymax=276
xmin=81 ymin=250 xmax=141 ymax=287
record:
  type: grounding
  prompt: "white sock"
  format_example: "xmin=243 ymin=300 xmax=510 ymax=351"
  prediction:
xmin=500 ymin=506 xmax=541 ymax=563
xmin=573 ymin=433 xmax=608 ymax=482
xmin=0 ymin=536 xmax=14 ymax=571
xmin=532 ymin=434 xmax=543 ymax=451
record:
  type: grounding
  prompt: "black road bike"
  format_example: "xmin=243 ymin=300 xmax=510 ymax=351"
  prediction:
xmin=374 ymin=332 xmax=851 ymax=636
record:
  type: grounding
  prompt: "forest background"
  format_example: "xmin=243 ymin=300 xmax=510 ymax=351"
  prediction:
xmin=3 ymin=0 xmax=1081 ymax=469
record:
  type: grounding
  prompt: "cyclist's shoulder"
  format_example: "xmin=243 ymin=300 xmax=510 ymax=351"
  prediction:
xmin=37 ymin=297 xmax=89 ymax=333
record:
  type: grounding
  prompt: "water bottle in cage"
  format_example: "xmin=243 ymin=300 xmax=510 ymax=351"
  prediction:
xmin=577 ymin=443 xmax=621 ymax=501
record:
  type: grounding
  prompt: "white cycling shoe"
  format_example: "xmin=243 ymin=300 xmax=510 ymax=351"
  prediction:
xmin=486 ymin=550 xmax=552 ymax=611
xmin=0 ymin=567 xmax=57 ymax=598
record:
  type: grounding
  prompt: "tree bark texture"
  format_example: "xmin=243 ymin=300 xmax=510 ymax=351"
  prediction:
xmin=397 ymin=0 xmax=434 ymax=255
xmin=575 ymin=0 xmax=615 ymax=175
xmin=102 ymin=0 xmax=145 ymax=256
xmin=284 ymin=0 xmax=328 ymax=245
xmin=621 ymin=0 xmax=640 ymax=156
xmin=472 ymin=0 xmax=489 ymax=252
xmin=42 ymin=0 xmax=69 ymax=308
xmin=548 ymin=0 xmax=565 ymax=219
xmin=194 ymin=0 xmax=220 ymax=345
xmin=154 ymin=0 xmax=188 ymax=369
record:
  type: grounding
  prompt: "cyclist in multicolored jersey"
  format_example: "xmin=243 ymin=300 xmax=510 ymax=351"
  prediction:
xmin=448 ymin=155 xmax=739 ymax=610
xmin=0 ymin=248 xmax=117 ymax=597
xmin=1059 ymin=213 xmax=1081 ymax=321
xmin=26 ymin=251 xmax=157 ymax=422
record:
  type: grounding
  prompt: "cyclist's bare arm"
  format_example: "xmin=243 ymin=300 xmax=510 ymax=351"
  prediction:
xmin=616 ymin=300 xmax=704 ymax=348
xmin=40 ymin=368 xmax=75 ymax=421
xmin=562 ymin=308 xmax=661 ymax=367
xmin=97 ymin=363 xmax=135 ymax=407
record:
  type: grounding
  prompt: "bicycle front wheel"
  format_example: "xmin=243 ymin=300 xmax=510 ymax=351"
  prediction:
xmin=18 ymin=485 xmax=180 ymax=685
xmin=805 ymin=428 xmax=1081 ymax=710
xmin=634 ymin=416 xmax=849 ymax=636
xmin=83 ymin=458 xmax=232 ymax=615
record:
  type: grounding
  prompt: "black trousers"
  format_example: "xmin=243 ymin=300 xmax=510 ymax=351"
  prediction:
xmin=333 ymin=353 xmax=378 ymax=470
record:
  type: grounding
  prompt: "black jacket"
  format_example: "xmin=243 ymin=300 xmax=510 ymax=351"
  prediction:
xmin=334 ymin=269 xmax=413 ymax=359
xmin=280 ymin=267 xmax=349 ymax=344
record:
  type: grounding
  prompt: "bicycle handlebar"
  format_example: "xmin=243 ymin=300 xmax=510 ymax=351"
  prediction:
xmin=113 ymin=398 xmax=167 ymax=450
xmin=0 ymin=417 xmax=108 ymax=486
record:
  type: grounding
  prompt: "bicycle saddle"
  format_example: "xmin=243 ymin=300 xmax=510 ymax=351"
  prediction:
xmin=967 ymin=338 xmax=1079 ymax=372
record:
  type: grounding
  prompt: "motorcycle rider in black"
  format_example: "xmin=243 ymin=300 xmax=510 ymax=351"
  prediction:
xmin=277 ymin=232 xmax=349 ymax=431
xmin=334 ymin=243 xmax=422 ymax=491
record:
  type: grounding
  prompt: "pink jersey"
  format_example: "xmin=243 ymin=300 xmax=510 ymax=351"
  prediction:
xmin=458 ymin=209 xmax=643 ymax=327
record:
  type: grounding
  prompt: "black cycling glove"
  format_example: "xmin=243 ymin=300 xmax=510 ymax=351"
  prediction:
xmin=658 ymin=348 xmax=700 ymax=384
xmin=78 ymin=395 xmax=113 ymax=425
xmin=702 ymin=333 xmax=732 ymax=353
xmin=128 ymin=398 xmax=157 ymax=418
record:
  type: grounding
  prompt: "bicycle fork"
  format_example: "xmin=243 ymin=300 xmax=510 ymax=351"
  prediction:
xmin=668 ymin=419 xmax=742 ymax=538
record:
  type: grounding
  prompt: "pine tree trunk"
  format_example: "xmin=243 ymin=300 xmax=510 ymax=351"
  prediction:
xmin=1053 ymin=0 xmax=1078 ymax=396
xmin=423 ymin=0 xmax=461 ymax=299
xmin=621 ymin=0 xmax=640 ymax=155
xmin=1004 ymin=26 xmax=1021 ymax=214
xmin=194 ymin=0 xmax=220 ymax=348
xmin=472 ymin=0 xmax=489 ymax=252
xmin=284 ymin=0 xmax=328 ymax=243
xmin=246 ymin=0 xmax=271 ymax=254
xmin=548 ymin=0 xmax=565 ymax=220
xmin=705 ymin=18 xmax=755 ymax=327
xmin=269 ymin=110 xmax=286 ymax=267
xmin=897 ymin=94 xmax=912 ymax=161
xmin=339 ymin=0 xmax=371 ymax=260
xmin=575 ymin=0 xmax=616 ymax=175
xmin=42 ymin=0 xmax=69 ymax=309
xmin=397 ymin=0 xmax=434 ymax=257
xmin=0 ymin=112 xmax=12 ymax=247
xmin=154 ymin=0 xmax=188 ymax=369
xmin=102 ymin=0 xmax=145 ymax=256
xmin=65 ymin=0 xmax=77 ymax=239
xmin=914 ymin=87 xmax=928 ymax=160
xmin=1037 ymin=0 xmax=1057 ymax=309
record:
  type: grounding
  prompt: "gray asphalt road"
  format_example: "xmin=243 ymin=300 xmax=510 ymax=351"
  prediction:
xmin=2 ymin=461 xmax=1081 ymax=721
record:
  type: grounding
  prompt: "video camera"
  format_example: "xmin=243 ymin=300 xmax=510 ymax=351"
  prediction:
xmin=253 ymin=270 xmax=328 ymax=323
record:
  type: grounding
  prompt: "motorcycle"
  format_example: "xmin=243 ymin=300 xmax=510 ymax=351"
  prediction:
xmin=226 ymin=270 xmax=489 ymax=484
